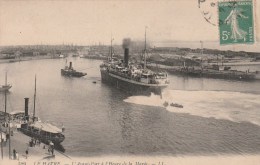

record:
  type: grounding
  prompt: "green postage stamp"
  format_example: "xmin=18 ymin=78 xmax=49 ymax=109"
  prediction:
xmin=218 ymin=0 xmax=254 ymax=45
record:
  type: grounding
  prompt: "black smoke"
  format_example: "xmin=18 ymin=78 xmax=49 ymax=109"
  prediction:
xmin=122 ymin=38 xmax=131 ymax=49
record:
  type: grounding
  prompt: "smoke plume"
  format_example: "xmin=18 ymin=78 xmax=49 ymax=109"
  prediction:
xmin=122 ymin=38 xmax=131 ymax=49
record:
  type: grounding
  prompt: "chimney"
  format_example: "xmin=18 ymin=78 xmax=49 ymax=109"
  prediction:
xmin=122 ymin=38 xmax=131 ymax=67
xmin=124 ymin=48 xmax=129 ymax=67
xmin=69 ymin=62 xmax=72 ymax=69
xmin=24 ymin=98 xmax=29 ymax=121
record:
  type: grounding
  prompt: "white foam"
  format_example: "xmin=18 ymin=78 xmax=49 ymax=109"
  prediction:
xmin=124 ymin=90 xmax=260 ymax=126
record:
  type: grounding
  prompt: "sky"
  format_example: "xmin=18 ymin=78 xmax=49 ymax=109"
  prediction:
xmin=0 ymin=0 xmax=259 ymax=52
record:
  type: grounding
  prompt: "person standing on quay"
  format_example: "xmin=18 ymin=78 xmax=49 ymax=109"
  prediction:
xmin=51 ymin=147 xmax=54 ymax=156
xmin=25 ymin=149 xmax=28 ymax=159
xmin=13 ymin=149 xmax=16 ymax=159
xmin=16 ymin=152 xmax=19 ymax=160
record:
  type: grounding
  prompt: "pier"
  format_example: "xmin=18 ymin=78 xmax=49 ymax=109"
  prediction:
xmin=0 ymin=127 xmax=71 ymax=163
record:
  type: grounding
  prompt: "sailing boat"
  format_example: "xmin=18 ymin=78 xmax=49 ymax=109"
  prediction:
xmin=18 ymin=76 xmax=65 ymax=145
xmin=0 ymin=72 xmax=12 ymax=92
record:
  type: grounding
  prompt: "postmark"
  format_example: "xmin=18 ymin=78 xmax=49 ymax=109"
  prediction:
xmin=198 ymin=0 xmax=218 ymax=26
xmin=218 ymin=0 xmax=254 ymax=45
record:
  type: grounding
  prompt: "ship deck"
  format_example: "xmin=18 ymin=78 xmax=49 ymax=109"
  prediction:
xmin=107 ymin=72 xmax=169 ymax=87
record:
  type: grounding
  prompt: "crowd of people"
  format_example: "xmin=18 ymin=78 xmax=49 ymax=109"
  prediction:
xmin=12 ymin=138 xmax=55 ymax=160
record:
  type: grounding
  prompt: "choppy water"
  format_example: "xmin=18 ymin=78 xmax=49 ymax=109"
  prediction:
xmin=0 ymin=58 xmax=260 ymax=157
xmin=125 ymin=90 xmax=260 ymax=126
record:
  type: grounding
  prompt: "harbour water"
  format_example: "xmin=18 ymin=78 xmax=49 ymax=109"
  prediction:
xmin=1 ymin=58 xmax=260 ymax=157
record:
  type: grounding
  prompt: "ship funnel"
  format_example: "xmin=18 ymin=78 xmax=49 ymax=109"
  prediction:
xmin=124 ymin=48 xmax=129 ymax=67
xmin=24 ymin=98 xmax=29 ymax=121
xmin=69 ymin=62 xmax=72 ymax=69
xmin=122 ymin=38 xmax=131 ymax=67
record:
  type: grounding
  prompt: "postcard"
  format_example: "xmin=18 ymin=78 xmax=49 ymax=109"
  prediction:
xmin=0 ymin=0 xmax=260 ymax=165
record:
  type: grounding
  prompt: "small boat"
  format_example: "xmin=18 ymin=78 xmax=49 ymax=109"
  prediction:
xmin=163 ymin=101 xmax=169 ymax=107
xmin=170 ymin=103 xmax=183 ymax=108
xmin=61 ymin=62 xmax=87 ymax=77
xmin=0 ymin=72 xmax=12 ymax=92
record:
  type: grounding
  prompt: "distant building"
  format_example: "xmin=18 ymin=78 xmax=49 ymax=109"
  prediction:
xmin=15 ymin=51 xmax=22 ymax=58
xmin=33 ymin=52 xmax=40 ymax=56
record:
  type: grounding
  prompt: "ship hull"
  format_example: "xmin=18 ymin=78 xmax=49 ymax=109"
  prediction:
xmin=167 ymin=69 xmax=256 ymax=80
xmin=20 ymin=123 xmax=65 ymax=145
xmin=61 ymin=69 xmax=87 ymax=77
xmin=100 ymin=69 xmax=167 ymax=95
xmin=147 ymin=65 xmax=256 ymax=81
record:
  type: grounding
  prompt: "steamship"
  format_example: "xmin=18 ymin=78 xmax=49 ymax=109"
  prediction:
xmin=17 ymin=77 xmax=65 ymax=145
xmin=61 ymin=62 xmax=87 ymax=77
xmin=100 ymin=38 xmax=169 ymax=95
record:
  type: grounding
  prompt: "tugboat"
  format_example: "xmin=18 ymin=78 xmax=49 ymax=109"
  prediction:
xmin=19 ymin=76 xmax=65 ymax=145
xmin=0 ymin=72 xmax=12 ymax=92
xmin=100 ymin=31 xmax=169 ymax=95
xmin=61 ymin=62 xmax=87 ymax=77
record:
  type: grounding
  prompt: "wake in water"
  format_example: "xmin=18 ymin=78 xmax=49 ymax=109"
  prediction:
xmin=124 ymin=90 xmax=260 ymax=126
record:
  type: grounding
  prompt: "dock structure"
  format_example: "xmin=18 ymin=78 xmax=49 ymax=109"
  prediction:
xmin=147 ymin=63 xmax=257 ymax=81
xmin=0 ymin=128 xmax=71 ymax=163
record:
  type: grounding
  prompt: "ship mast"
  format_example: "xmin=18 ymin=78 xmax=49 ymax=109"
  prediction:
xmin=4 ymin=72 xmax=7 ymax=157
xmin=33 ymin=75 xmax=36 ymax=122
xmin=200 ymin=41 xmax=203 ymax=56
xmin=110 ymin=37 xmax=114 ymax=59
xmin=200 ymin=41 xmax=204 ymax=67
xmin=5 ymin=72 xmax=7 ymax=86
xmin=1 ymin=72 xmax=8 ymax=159
xmin=4 ymin=72 xmax=11 ymax=159
xmin=4 ymin=72 xmax=7 ymax=114
xmin=144 ymin=26 xmax=148 ymax=69
xmin=0 ymin=125 xmax=2 ymax=159
xmin=8 ymin=97 xmax=11 ymax=160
